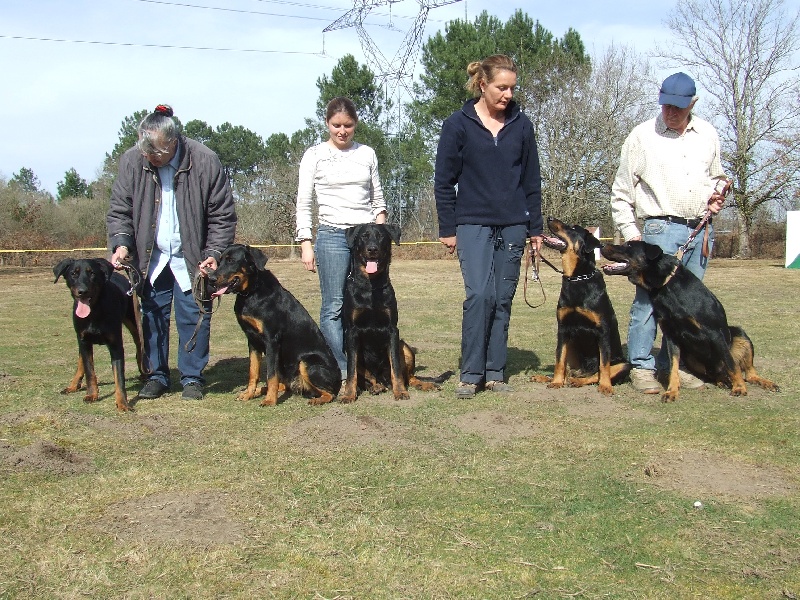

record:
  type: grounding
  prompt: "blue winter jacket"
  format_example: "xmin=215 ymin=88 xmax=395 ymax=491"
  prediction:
xmin=434 ymin=98 xmax=543 ymax=238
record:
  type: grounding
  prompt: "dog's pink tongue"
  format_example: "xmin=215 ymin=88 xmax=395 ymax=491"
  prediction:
xmin=211 ymin=286 xmax=228 ymax=298
xmin=366 ymin=261 xmax=378 ymax=274
xmin=75 ymin=300 xmax=91 ymax=318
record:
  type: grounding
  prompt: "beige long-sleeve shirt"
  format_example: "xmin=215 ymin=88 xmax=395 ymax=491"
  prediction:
xmin=610 ymin=113 xmax=726 ymax=241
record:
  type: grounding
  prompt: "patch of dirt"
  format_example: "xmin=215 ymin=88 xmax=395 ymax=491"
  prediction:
xmin=287 ymin=405 xmax=417 ymax=448
xmin=563 ymin=397 xmax=658 ymax=423
xmin=4 ymin=440 xmax=94 ymax=475
xmin=450 ymin=410 xmax=537 ymax=444
xmin=1 ymin=409 xmax=175 ymax=439
xmin=641 ymin=449 xmax=794 ymax=500
xmin=100 ymin=491 xmax=245 ymax=546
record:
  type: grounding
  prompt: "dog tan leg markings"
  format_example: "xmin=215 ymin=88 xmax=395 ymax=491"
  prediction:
xmin=662 ymin=352 xmax=681 ymax=403
xmin=341 ymin=349 xmax=359 ymax=403
xmin=260 ymin=374 xmax=280 ymax=406
xmin=237 ymin=348 xmax=263 ymax=401
xmin=297 ymin=361 xmax=335 ymax=406
xmin=63 ymin=354 xmax=85 ymax=394
xmin=111 ymin=360 xmax=131 ymax=411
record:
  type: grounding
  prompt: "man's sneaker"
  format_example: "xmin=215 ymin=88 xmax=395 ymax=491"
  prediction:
xmin=678 ymin=369 xmax=705 ymax=389
xmin=456 ymin=382 xmax=477 ymax=399
xmin=630 ymin=368 xmax=661 ymax=394
xmin=485 ymin=380 xmax=514 ymax=393
xmin=182 ymin=382 xmax=204 ymax=400
xmin=139 ymin=379 xmax=168 ymax=399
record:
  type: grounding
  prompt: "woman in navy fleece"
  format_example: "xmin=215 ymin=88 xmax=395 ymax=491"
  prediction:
xmin=434 ymin=54 xmax=543 ymax=399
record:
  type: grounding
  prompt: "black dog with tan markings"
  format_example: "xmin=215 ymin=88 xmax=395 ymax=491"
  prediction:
xmin=601 ymin=240 xmax=778 ymax=402
xmin=208 ymin=244 xmax=340 ymax=406
xmin=53 ymin=258 xmax=145 ymax=412
xmin=340 ymin=223 xmax=437 ymax=403
xmin=530 ymin=217 xmax=630 ymax=394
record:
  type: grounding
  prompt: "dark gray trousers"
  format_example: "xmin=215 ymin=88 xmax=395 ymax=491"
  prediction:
xmin=456 ymin=223 xmax=527 ymax=385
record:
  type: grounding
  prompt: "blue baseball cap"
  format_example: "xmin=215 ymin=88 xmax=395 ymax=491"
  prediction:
xmin=658 ymin=72 xmax=696 ymax=108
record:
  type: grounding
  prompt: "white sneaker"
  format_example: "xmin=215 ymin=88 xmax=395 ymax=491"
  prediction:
xmin=678 ymin=369 xmax=705 ymax=389
xmin=630 ymin=368 xmax=661 ymax=394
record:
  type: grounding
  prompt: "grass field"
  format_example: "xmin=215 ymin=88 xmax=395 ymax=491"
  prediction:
xmin=1 ymin=256 xmax=799 ymax=599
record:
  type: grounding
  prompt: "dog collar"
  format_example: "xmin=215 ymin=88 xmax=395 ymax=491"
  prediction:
xmin=563 ymin=270 xmax=598 ymax=282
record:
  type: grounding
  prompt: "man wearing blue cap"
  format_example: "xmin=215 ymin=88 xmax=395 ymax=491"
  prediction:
xmin=610 ymin=72 xmax=730 ymax=394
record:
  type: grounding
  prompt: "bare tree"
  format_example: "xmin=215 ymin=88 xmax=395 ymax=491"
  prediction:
xmin=532 ymin=44 xmax=655 ymax=231
xmin=657 ymin=0 xmax=800 ymax=257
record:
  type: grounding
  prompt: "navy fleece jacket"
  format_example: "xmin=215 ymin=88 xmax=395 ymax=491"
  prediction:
xmin=434 ymin=98 xmax=543 ymax=238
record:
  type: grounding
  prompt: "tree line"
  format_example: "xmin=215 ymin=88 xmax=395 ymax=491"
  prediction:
xmin=2 ymin=0 xmax=798 ymax=258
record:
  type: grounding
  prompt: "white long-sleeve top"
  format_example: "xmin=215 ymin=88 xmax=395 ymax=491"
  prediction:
xmin=295 ymin=141 xmax=386 ymax=241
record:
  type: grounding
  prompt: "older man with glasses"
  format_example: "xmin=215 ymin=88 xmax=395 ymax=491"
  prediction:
xmin=107 ymin=104 xmax=237 ymax=400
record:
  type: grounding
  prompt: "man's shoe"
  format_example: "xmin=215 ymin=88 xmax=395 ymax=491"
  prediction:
xmin=485 ymin=380 xmax=514 ymax=393
xmin=630 ymin=368 xmax=661 ymax=394
xmin=456 ymin=382 xmax=477 ymax=399
xmin=182 ymin=382 xmax=204 ymax=400
xmin=678 ymin=369 xmax=705 ymax=389
xmin=139 ymin=379 xmax=168 ymax=399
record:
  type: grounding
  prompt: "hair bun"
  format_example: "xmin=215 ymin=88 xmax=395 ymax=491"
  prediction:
xmin=154 ymin=104 xmax=173 ymax=117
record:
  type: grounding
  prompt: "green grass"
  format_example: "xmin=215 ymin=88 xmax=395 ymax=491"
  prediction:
xmin=1 ymin=258 xmax=799 ymax=599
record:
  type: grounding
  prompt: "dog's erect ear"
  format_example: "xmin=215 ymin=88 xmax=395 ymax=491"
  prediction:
xmin=246 ymin=246 xmax=269 ymax=271
xmin=345 ymin=225 xmax=362 ymax=249
xmin=384 ymin=224 xmax=401 ymax=246
xmin=644 ymin=242 xmax=663 ymax=261
xmin=53 ymin=259 xmax=73 ymax=283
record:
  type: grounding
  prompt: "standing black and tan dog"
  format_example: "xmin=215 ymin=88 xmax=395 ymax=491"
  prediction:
xmin=340 ymin=223 xmax=436 ymax=403
xmin=54 ymin=258 xmax=145 ymax=412
xmin=601 ymin=240 xmax=778 ymax=402
xmin=208 ymin=244 xmax=340 ymax=406
xmin=530 ymin=218 xmax=630 ymax=394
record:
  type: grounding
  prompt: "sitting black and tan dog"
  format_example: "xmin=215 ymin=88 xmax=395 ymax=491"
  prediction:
xmin=530 ymin=217 xmax=630 ymax=395
xmin=208 ymin=244 xmax=340 ymax=406
xmin=601 ymin=240 xmax=778 ymax=402
xmin=340 ymin=223 xmax=437 ymax=403
xmin=54 ymin=258 xmax=145 ymax=412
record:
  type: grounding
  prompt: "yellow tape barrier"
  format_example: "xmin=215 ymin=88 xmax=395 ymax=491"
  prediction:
xmin=0 ymin=238 xmax=618 ymax=254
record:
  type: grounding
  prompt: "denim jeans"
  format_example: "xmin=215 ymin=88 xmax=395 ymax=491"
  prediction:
xmin=456 ymin=223 xmax=527 ymax=385
xmin=315 ymin=225 xmax=350 ymax=378
xmin=141 ymin=267 xmax=211 ymax=388
xmin=627 ymin=219 xmax=714 ymax=371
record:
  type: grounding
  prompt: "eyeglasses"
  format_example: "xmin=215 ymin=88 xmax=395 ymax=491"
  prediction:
xmin=139 ymin=138 xmax=176 ymax=158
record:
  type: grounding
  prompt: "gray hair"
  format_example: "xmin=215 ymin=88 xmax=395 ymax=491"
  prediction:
xmin=137 ymin=104 xmax=179 ymax=154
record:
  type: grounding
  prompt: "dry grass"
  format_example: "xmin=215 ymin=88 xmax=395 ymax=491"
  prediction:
xmin=0 ymin=257 xmax=799 ymax=599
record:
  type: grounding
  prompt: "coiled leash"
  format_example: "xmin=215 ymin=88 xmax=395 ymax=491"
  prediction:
xmin=118 ymin=261 xmax=151 ymax=375
xmin=523 ymin=241 xmax=562 ymax=309
xmin=185 ymin=270 xmax=221 ymax=352
xmin=676 ymin=178 xmax=732 ymax=260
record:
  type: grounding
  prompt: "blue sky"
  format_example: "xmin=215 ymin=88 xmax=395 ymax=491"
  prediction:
xmin=0 ymin=0 xmax=784 ymax=194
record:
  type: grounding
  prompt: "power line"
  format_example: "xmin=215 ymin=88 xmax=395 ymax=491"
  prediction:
xmin=0 ymin=34 xmax=328 ymax=55
xmin=135 ymin=0 xmax=451 ymax=24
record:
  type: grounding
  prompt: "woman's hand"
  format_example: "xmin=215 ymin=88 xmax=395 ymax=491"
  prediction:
xmin=529 ymin=235 xmax=543 ymax=255
xmin=300 ymin=240 xmax=316 ymax=272
xmin=439 ymin=236 xmax=456 ymax=254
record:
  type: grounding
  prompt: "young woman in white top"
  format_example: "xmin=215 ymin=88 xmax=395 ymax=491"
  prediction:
xmin=295 ymin=96 xmax=387 ymax=378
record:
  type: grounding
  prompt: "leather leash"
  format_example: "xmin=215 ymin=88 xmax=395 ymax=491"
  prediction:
xmin=523 ymin=242 xmax=562 ymax=309
xmin=119 ymin=261 xmax=151 ymax=375
xmin=676 ymin=179 xmax=732 ymax=260
xmin=185 ymin=271 xmax=220 ymax=352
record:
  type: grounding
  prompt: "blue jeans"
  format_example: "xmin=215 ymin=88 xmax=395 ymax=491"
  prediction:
xmin=628 ymin=219 xmax=714 ymax=371
xmin=315 ymin=225 xmax=350 ymax=378
xmin=456 ymin=224 xmax=527 ymax=385
xmin=141 ymin=267 xmax=211 ymax=388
